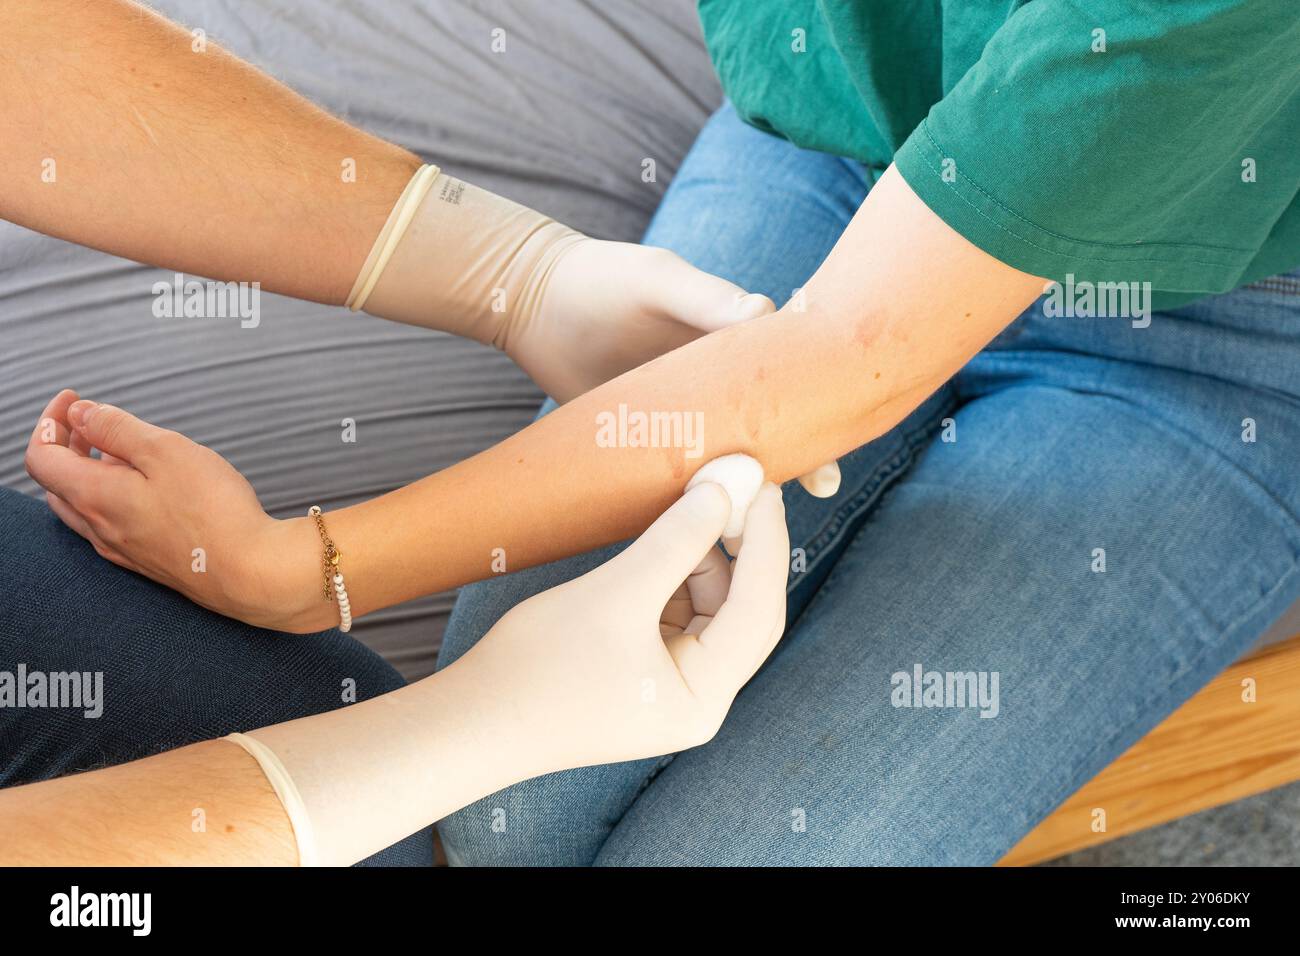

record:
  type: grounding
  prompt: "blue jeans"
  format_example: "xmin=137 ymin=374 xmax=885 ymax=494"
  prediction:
xmin=436 ymin=102 xmax=1300 ymax=865
xmin=0 ymin=488 xmax=435 ymax=866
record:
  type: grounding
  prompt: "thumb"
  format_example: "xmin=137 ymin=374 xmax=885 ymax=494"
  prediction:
xmin=67 ymin=401 xmax=167 ymax=465
xmin=602 ymin=482 xmax=732 ymax=606
xmin=653 ymin=253 xmax=776 ymax=334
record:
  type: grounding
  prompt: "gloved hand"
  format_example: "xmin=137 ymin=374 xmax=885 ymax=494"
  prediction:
xmin=458 ymin=478 xmax=790 ymax=767
xmin=349 ymin=165 xmax=841 ymax=496
xmin=349 ymin=165 xmax=770 ymax=402
xmin=244 ymin=477 xmax=792 ymax=865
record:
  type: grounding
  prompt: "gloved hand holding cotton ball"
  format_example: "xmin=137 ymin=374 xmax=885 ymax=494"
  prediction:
xmin=232 ymin=460 xmax=794 ymax=866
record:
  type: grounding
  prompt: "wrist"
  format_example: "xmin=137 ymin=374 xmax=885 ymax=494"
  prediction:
xmin=354 ymin=168 xmax=586 ymax=351
xmin=248 ymin=516 xmax=340 ymax=634
xmin=491 ymin=227 xmax=587 ymax=357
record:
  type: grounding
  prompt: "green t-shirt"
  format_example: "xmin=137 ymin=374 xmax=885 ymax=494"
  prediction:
xmin=699 ymin=0 xmax=1300 ymax=306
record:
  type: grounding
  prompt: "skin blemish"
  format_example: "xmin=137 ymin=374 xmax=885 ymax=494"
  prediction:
xmin=854 ymin=315 xmax=890 ymax=353
xmin=874 ymin=371 xmax=881 ymax=379
xmin=225 ymin=824 xmax=235 ymax=834
xmin=743 ymin=394 xmax=765 ymax=441
xmin=662 ymin=443 xmax=685 ymax=479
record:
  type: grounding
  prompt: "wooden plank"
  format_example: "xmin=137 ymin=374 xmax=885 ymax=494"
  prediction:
xmin=999 ymin=634 xmax=1300 ymax=866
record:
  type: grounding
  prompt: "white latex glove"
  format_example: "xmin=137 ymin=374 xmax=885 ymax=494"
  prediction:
xmin=243 ymin=479 xmax=790 ymax=865
xmin=348 ymin=165 xmax=771 ymax=402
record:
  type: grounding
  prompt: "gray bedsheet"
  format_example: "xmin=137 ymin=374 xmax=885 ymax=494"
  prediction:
xmin=0 ymin=0 xmax=721 ymax=679
xmin=2 ymin=1 xmax=1293 ymax=680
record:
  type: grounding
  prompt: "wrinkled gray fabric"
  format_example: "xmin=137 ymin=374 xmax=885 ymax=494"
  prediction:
xmin=1 ymin=0 xmax=1293 ymax=680
xmin=0 ymin=0 xmax=719 ymax=679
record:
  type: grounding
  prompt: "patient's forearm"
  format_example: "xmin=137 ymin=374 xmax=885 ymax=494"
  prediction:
xmin=0 ymin=0 xmax=419 ymax=304
xmin=319 ymin=167 xmax=1047 ymax=621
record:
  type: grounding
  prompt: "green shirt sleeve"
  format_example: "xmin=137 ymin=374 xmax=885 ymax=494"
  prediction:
xmin=892 ymin=0 xmax=1300 ymax=293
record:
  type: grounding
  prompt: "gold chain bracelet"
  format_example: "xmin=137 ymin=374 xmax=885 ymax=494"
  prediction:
xmin=307 ymin=505 xmax=342 ymax=602
xmin=306 ymin=505 xmax=352 ymax=632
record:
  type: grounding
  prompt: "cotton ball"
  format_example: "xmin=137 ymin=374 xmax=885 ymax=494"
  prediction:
xmin=686 ymin=453 xmax=764 ymax=539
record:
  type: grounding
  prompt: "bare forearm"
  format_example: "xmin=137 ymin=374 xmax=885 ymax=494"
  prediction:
xmin=0 ymin=740 xmax=298 ymax=865
xmin=317 ymin=167 xmax=1048 ymax=620
xmin=0 ymin=0 xmax=419 ymax=303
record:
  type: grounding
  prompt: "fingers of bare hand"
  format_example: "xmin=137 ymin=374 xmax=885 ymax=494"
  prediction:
xmin=27 ymin=424 xmax=141 ymax=518
xmin=26 ymin=389 xmax=79 ymax=456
